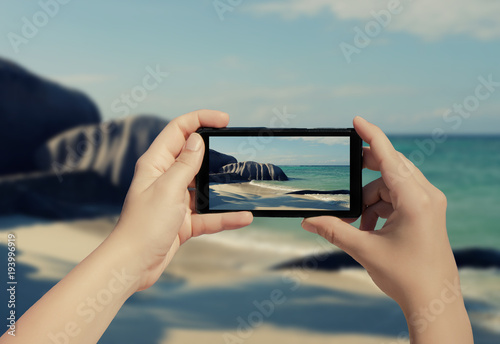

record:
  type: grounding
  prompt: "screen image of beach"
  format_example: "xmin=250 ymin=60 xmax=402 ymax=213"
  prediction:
xmin=208 ymin=136 xmax=350 ymax=211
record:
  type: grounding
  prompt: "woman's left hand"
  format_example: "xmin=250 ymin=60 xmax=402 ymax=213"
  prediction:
xmin=111 ymin=109 xmax=253 ymax=291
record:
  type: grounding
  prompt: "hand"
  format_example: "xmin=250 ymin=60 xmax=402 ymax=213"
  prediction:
xmin=110 ymin=110 xmax=253 ymax=291
xmin=0 ymin=110 xmax=253 ymax=344
xmin=301 ymin=117 xmax=472 ymax=343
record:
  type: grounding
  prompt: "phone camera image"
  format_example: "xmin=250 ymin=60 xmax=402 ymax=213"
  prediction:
xmin=196 ymin=128 xmax=362 ymax=217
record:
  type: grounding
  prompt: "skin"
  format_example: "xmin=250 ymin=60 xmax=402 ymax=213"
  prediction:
xmin=0 ymin=112 xmax=473 ymax=343
xmin=302 ymin=116 xmax=473 ymax=343
xmin=0 ymin=110 xmax=253 ymax=343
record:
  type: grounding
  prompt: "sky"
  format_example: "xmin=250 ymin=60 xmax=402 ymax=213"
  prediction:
xmin=1 ymin=0 xmax=499 ymax=134
xmin=210 ymin=136 xmax=350 ymax=165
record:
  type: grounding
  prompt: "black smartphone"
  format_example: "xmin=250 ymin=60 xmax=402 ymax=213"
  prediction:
xmin=195 ymin=127 xmax=362 ymax=218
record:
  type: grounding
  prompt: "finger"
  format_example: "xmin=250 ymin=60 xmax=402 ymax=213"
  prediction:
xmin=354 ymin=116 xmax=421 ymax=206
xmin=363 ymin=177 xmax=392 ymax=207
xmin=340 ymin=218 xmax=359 ymax=224
xmin=142 ymin=109 xmax=229 ymax=173
xmin=191 ymin=211 xmax=253 ymax=236
xmin=354 ymin=116 xmax=402 ymax=168
xmin=365 ymin=143 xmax=433 ymax=204
xmin=185 ymin=188 xmax=191 ymax=208
xmin=360 ymin=200 xmax=393 ymax=231
xmin=189 ymin=189 xmax=196 ymax=210
xmin=362 ymin=146 xmax=379 ymax=171
xmin=396 ymin=151 xmax=434 ymax=190
xmin=354 ymin=117 xmax=397 ymax=172
xmin=365 ymin=145 xmax=430 ymax=190
xmin=152 ymin=133 xmax=204 ymax=198
xmin=301 ymin=216 xmax=371 ymax=265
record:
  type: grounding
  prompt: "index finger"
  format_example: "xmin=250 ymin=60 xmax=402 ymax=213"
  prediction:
xmin=144 ymin=109 xmax=229 ymax=170
xmin=354 ymin=116 xmax=421 ymax=201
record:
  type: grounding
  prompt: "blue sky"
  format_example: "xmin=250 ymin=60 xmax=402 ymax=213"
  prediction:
xmin=1 ymin=0 xmax=499 ymax=133
xmin=210 ymin=136 xmax=350 ymax=165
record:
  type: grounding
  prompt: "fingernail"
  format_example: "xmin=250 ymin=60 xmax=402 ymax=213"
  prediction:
xmin=301 ymin=219 xmax=317 ymax=233
xmin=186 ymin=134 xmax=202 ymax=151
xmin=242 ymin=211 xmax=253 ymax=222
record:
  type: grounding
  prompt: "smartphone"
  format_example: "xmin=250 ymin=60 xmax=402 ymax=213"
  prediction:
xmin=195 ymin=127 xmax=362 ymax=218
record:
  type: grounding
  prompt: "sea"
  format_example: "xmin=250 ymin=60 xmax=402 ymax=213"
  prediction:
xmin=207 ymin=135 xmax=500 ymax=255
xmin=203 ymin=136 xmax=500 ymax=338
xmin=255 ymin=165 xmax=350 ymax=192
xmin=248 ymin=165 xmax=350 ymax=208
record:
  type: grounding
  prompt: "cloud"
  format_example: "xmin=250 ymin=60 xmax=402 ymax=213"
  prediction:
xmin=247 ymin=0 xmax=500 ymax=40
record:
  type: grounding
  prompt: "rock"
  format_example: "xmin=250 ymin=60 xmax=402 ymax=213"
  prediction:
xmin=0 ymin=171 xmax=123 ymax=219
xmin=453 ymin=248 xmax=500 ymax=269
xmin=209 ymin=172 xmax=249 ymax=183
xmin=0 ymin=115 xmax=168 ymax=219
xmin=272 ymin=248 xmax=500 ymax=271
xmin=34 ymin=115 xmax=168 ymax=193
xmin=272 ymin=251 xmax=361 ymax=271
xmin=287 ymin=189 xmax=350 ymax=195
xmin=209 ymin=149 xmax=237 ymax=173
xmin=220 ymin=161 xmax=288 ymax=181
xmin=0 ymin=58 xmax=101 ymax=175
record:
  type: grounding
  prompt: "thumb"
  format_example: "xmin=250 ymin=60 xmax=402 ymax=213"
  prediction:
xmin=155 ymin=133 xmax=204 ymax=194
xmin=302 ymin=216 xmax=370 ymax=265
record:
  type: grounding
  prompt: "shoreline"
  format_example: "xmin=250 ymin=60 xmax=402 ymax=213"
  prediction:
xmin=209 ymin=182 xmax=350 ymax=211
xmin=0 ymin=216 xmax=499 ymax=343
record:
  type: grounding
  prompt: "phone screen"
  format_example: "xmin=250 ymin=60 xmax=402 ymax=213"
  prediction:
xmin=207 ymin=135 xmax=352 ymax=212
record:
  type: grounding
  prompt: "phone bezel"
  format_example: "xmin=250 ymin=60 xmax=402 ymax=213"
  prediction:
xmin=196 ymin=127 xmax=362 ymax=218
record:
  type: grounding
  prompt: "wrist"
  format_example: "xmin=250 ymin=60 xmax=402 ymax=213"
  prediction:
xmin=399 ymin=276 xmax=473 ymax=343
xmin=97 ymin=231 xmax=144 ymax=296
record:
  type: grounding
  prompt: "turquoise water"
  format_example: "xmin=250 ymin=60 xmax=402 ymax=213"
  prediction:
xmin=391 ymin=135 xmax=500 ymax=249
xmin=255 ymin=165 xmax=350 ymax=191
xmin=210 ymin=165 xmax=351 ymax=211
xmin=225 ymin=135 xmax=500 ymax=251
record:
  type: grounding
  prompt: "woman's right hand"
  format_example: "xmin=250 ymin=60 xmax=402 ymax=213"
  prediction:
xmin=302 ymin=117 xmax=473 ymax=343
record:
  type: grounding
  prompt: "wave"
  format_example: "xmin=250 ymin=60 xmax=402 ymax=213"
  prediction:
xmin=248 ymin=180 xmax=298 ymax=193
xmin=308 ymin=194 xmax=350 ymax=203
xmin=248 ymin=180 xmax=350 ymax=203
xmin=200 ymin=229 xmax=335 ymax=258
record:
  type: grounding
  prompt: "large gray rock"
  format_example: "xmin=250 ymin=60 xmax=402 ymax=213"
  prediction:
xmin=0 ymin=115 xmax=168 ymax=219
xmin=34 ymin=115 xmax=168 ymax=193
xmin=0 ymin=171 xmax=123 ymax=219
xmin=209 ymin=172 xmax=248 ymax=183
xmin=220 ymin=161 xmax=288 ymax=181
xmin=209 ymin=149 xmax=237 ymax=173
xmin=0 ymin=58 xmax=100 ymax=175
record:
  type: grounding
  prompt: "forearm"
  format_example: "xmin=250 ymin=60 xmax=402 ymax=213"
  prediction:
xmin=402 ymin=277 xmax=473 ymax=343
xmin=1 ymin=234 xmax=141 ymax=344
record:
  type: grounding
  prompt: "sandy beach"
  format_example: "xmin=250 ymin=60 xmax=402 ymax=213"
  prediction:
xmin=1 ymin=216 xmax=499 ymax=343
xmin=209 ymin=182 xmax=350 ymax=211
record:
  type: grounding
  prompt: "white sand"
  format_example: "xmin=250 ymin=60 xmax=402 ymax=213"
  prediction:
xmin=209 ymin=182 xmax=349 ymax=211
xmin=0 ymin=216 xmax=499 ymax=343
